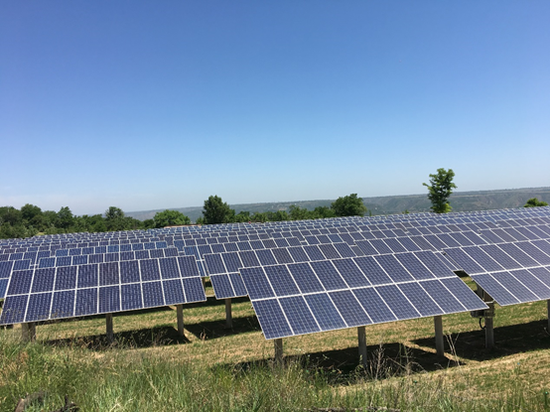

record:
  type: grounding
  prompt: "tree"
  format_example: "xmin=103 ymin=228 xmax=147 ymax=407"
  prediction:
xmin=56 ymin=206 xmax=75 ymax=230
xmin=289 ymin=205 xmax=311 ymax=220
xmin=331 ymin=193 xmax=368 ymax=217
xmin=153 ymin=210 xmax=191 ymax=228
xmin=202 ymin=195 xmax=234 ymax=224
xmin=423 ymin=168 xmax=457 ymax=213
xmin=312 ymin=206 xmax=336 ymax=219
xmin=524 ymin=197 xmax=548 ymax=208
xmin=104 ymin=206 xmax=126 ymax=231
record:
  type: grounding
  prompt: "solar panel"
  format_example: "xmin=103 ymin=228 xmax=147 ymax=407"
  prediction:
xmin=240 ymin=251 xmax=487 ymax=340
xmin=0 ymin=255 xmax=206 ymax=325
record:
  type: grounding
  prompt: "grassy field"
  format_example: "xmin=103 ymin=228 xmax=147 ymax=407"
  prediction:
xmin=2 ymin=285 xmax=550 ymax=411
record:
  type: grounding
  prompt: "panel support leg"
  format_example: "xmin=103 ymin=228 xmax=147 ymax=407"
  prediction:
xmin=225 ymin=299 xmax=233 ymax=329
xmin=358 ymin=326 xmax=367 ymax=368
xmin=274 ymin=338 xmax=284 ymax=365
xmin=106 ymin=314 xmax=114 ymax=344
xmin=485 ymin=302 xmax=495 ymax=349
xmin=21 ymin=322 xmax=36 ymax=343
xmin=547 ymin=299 xmax=550 ymax=332
xmin=434 ymin=315 xmax=445 ymax=357
xmin=176 ymin=304 xmax=185 ymax=337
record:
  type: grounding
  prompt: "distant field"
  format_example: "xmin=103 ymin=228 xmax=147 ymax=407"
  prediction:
xmin=2 ymin=279 xmax=550 ymax=411
xmin=127 ymin=187 xmax=550 ymax=222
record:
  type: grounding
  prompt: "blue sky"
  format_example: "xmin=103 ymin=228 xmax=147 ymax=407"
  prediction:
xmin=2 ymin=1 xmax=549 ymax=216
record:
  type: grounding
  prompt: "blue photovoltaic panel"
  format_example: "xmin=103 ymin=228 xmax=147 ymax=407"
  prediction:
xmin=252 ymin=299 xmax=293 ymax=340
xmin=99 ymin=286 xmax=121 ymax=313
xmin=121 ymin=283 xmax=143 ymax=311
xmin=264 ymin=265 xmax=300 ymax=296
xmin=7 ymin=270 xmax=34 ymax=295
xmin=0 ymin=279 xmax=8 ymax=298
xmin=75 ymin=288 xmax=98 ymax=316
xmin=51 ymin=290 xmax=75 ymax=319
xmin=397 ymin=282 xmax=443 ymax=317
xmin=354 ymin=256 xmax=392 ymax=285
xmin=210 ymin=274 xmax=235 ymax=299
xmin=279 ymin=296 xmax=320 ymax=335
xmin=303 ymin=245 xmax=327 ymax=261
xmin=375 ymin=285 xmax=420 ymax=320
xmin=332 ymin=258 xmax=370 ymax=288
xmin=304 ymin=293 xmax=346 ymax=331
xmin=374 ymin=254 xmax=414 ymax=283
xmin=31 ymin=268 xmax=55 ymax=293
xmin=240 ymin=267 xmax=275 ymax=300
xmin=309 ymin=260 xmax=348 ymax=291
xmin=0 ymin=252 xmax=206 ymax=325
xmin=142 ymin=281 xmax=164 ymax=307
xmin=352 ymin=287 xmax=397 ymax=324
xmin=182 ymin=277 xmax=206 ymax=302
xmin=163 ymin=279 xmax=185 ymax=305
xmin=287 ymin=262 xmax=324 ymax=294
xmin=204 ymin=253 xmax=226 ymax=275
xmin=419 ymin=280 xmax=467 ymax=313
xmin=329 ymin=290 xmax=372 ymax=327
xmin=229 ymin=273 xmax=247 ymax=297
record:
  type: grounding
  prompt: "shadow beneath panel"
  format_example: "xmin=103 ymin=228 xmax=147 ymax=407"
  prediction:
xmin=43 ymin=325 xmax=189 ymax=351
xmin=215 ymin=342 xmax=460 ymax=385
xmin=185 ymin=315 xmax=261 ymax=341
xmin=413 ymin=319 xmax=550 ymax=361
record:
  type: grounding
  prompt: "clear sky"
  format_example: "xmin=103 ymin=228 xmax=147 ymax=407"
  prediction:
xmin=2 ymin=1 xmax=549 ymax=216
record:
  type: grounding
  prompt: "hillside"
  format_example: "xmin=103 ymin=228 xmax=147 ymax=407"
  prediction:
xmin=126 ymin=187 xmax=550 ymax=222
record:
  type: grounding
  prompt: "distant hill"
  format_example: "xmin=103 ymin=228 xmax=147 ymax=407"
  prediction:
xmin=126 ymin=187 xmax=550 ymax=223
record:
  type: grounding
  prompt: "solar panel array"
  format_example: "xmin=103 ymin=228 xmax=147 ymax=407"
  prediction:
xmin=2 ymin=206 xmax=550 ymax=342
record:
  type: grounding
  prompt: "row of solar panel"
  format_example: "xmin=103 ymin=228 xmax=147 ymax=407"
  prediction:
xmin=5 ymin=255 xmax=201 ymax=294
xmin=1 ymin=248 xmax=181 ymax=269
xmin=242 ymin=268 xmax=487 ymax=340
xmin=203 ymin=243 xmax=358 ymax=276
xmin=1 ymin=240 xmax=171 ymax=255
xmin=471 ymin=267 xmax=550 ymax=307
xmin=444 ymin=240 xmax=550 ymax=275
xmin=3 ymin=206 xmax=548 ymax=250
xmin=0 ymin=255 xmax=206 ymax=324
xmin=0 ymin=277 xmax=207 ymax=325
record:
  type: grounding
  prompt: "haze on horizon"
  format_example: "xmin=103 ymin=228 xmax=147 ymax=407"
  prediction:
xmin=2 ymin=1 xmax=549 ymax=216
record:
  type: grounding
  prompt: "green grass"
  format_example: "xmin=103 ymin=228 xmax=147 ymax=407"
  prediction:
xmin=2 ymin=292 xmax=550 ymax=411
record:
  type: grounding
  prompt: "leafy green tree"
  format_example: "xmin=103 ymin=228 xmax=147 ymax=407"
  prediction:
xmin=289 ymin=205 xmax=311 ymax=220
xmin=202 ymin=195 xmax=235 ymax=224
xmin=251 ymin=212 xmax=268 ymax=223
xmin=312 ymin=206 xmax=336 ymax=219
xmin=524 ymin=198 xmax=548 ymax=208
xmin=234 ymin=211 xmax=252 ymax=223
xmin=266 ymin=210 xmax=290 ymax=221
xmin=423 ymin=168 xmax=457 ymax=213
xmin=0 ymin=206 xmax=23 ymax=226
xmin=105 ymin=206 xmax=126 ymax=231
xmin=331 ymin=193 xmax=367 ymax=217
xmin=153 ymin=210 xmax=191 ymax=228
xmin=56 ymin=206 xmax=75 ymax=230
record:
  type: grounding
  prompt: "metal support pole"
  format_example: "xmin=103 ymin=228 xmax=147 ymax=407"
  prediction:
xmin=485 ymin=301 xmax=495 ymax=349
xmin=106 ymin=314 xmax=114 ymax=344
xmin=225 ymin=299 xmax=233 ymax=329
xmin=274 ymin=338 xmax=284 ymax=365
xmin=434 ymin=315 xmax=445 ymax=356
xmin=547 ymin=299 xmax=550 ymax=332
xmin=358 ymin=326 xmax=367 ymax=368
xmin=176 ymin=304 xmax=185 ymax=337
xmin=21 ymin=323 xmax=36 ymax=342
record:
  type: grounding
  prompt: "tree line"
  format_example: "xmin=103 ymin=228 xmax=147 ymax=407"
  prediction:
xmin=0 ymin=193 xmax=368 ymax=239
xmin=2 ymin=168 xmax=546 ymax=239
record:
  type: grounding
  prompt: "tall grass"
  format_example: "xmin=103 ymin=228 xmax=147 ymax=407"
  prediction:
xmin=2 ymin=329 xmax=550 ymax=412
xmin=2 ymin=298 xmax=550 ymax=411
